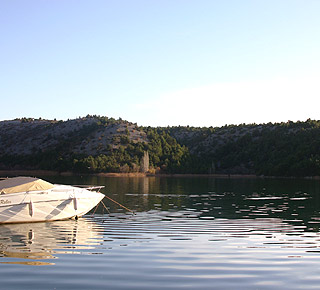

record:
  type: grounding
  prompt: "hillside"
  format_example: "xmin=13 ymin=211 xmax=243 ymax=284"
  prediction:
xmin=0 ymin=116 xmax=320 ymax=177
xmin=0 ymin=116 xmax=187 ymax=174
xmin=168 ymin=120 xmax=320 ymax=176
xmin=0 ymin=117 xmax=147 ymax=156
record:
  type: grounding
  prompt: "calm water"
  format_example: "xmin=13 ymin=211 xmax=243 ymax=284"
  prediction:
xmin=1 ymin=176 xmax=320 ymax=289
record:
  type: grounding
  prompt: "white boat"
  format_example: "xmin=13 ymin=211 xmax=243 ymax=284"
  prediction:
xmin=0 ymin=176 xmax=105 ymax=224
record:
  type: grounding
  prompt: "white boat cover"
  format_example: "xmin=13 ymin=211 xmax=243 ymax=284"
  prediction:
xmin=0 ymin=177 xmax=54 ymax=194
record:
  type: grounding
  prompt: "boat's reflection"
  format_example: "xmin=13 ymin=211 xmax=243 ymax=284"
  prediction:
xmin=0 ymin=218 xmax=103 ymax=265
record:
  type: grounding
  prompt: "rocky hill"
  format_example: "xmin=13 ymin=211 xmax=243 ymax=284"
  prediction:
xmin=0 ymin=116 xmax=320 ymax=177
xmin=0 ymin=116 xmax=146 ymax=156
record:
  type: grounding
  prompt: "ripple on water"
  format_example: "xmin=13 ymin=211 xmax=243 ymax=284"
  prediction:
xmin=1 ymin=210 xmax=320 ymax=289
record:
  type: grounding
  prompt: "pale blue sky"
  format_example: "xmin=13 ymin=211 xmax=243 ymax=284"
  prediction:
xmin=1 ymin=0 xmax=319 ymax=126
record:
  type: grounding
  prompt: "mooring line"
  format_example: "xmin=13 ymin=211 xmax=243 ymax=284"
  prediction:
xmin=91 ymin=203 xmax=100 ymax=217
xmin=103 ymin=196 xmax=135 ymax=215
xmin=100 ymin=200 xmax=111 ymax=215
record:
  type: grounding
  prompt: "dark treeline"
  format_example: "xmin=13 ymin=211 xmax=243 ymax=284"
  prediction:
xmin=167 ymin=119 xmax=320 ymax=176
xmin=0 ymin=117 xmax=319 ymax=177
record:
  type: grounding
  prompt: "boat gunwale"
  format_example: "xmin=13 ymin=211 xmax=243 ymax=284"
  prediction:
xmin=0 ymin=185 xmax=105 ymax=196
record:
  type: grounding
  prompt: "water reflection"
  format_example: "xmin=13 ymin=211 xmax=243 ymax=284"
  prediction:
xmin=43 ymin=176 xmax=320 ymax=231
xmin=96 ymin=177 xmax=320 ymax=231
xmin=0 ymin=218 xmax=102 ymax=265
xmin=2 ymin=176 xmax=320 ymax=289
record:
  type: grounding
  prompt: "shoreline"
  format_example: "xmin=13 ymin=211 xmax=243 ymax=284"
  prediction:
xmin=0 ymin=170 xmax=319 ymax=180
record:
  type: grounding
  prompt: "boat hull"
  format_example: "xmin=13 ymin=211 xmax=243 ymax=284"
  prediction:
xmin=0 ymin=185 xmax=104 ymax=224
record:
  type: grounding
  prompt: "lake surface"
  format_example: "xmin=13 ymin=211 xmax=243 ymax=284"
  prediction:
xmin=1 ymin=176 xmax=320 ymax=289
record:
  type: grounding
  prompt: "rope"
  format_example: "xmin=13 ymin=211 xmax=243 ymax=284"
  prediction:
xmin=103 ymin=196 xmax=135 ymax=215
xmin=90 ymin=197 xmax=135 ymax=217
xmin=91 ymin=203 xmax=100 ymax=217
xmin=100 ymin=200 xmax=111 ymax=215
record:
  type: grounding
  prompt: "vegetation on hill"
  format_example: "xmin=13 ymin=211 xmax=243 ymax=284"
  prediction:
xmin=0 ymin=116 xmax=319 ymax=177
xmin=168 ymin=119 xmax=320 ymax=176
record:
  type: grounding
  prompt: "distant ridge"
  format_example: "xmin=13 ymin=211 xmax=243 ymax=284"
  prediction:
xmin=0 ymin=116 xmax=319 ymax=177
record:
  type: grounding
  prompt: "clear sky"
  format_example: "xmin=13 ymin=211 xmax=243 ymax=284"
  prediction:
xmin=1 ymin=0 xmax=320 ymax=127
